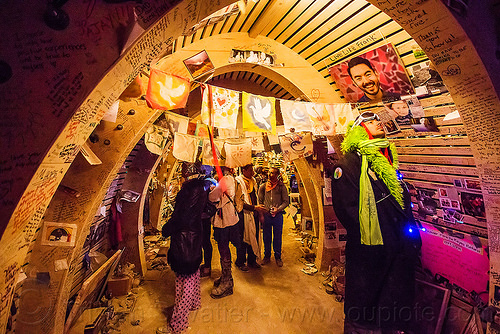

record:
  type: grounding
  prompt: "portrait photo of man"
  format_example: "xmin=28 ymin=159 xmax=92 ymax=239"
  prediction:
xmin=329 ymin=44 xmax=414 ymax=103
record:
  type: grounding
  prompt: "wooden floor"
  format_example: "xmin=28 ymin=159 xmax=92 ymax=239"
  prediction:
xmin=113 ymin=219 xmax=344 ymax=334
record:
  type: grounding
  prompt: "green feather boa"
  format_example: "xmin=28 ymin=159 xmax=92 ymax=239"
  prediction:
xmin=341 ymin=122 xmax=404 ymax=209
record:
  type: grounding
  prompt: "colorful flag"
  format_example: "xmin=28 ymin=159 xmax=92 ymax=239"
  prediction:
xmin=145 ymin=125 xmax=170 ymax=155
xmin=305 ymin=103 xmax=336 ymax=136
xmin=242 ymin=92 xmax=276 ymax=133
xmin=202 ymin=138 xmax=226 ymax=166
xmin=217 ymin=128 xmax=240 ymax=139
xmin=165 ymin=111 xmax=189 ymax=134
xmin=201 ymin=85 xmax=239 ymax=129
xmin=195 ymin=123 xmax=210 ymax=138
xmin=280 ymin=100 xmax=312 ymax=133
xmin=248 ymin=134 xmax=265 ymax=151
xmin=224 ymin=139 xmax=252 ymax=168
xmin=173 ymin=133 xmax=199 ymax=162
xmin=279 ymin=132 xmax=314 ymax=162
xmin=333 ymin=103 xmax=356 ymax=134
xmin=146 ymin=69 xmax=190 ymax=110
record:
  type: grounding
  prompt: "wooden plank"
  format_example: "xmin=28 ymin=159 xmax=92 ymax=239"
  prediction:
xmin=411 ymin=208 xmax=488 ymax=238
xmin=249 ymin=0 xmax=295 ymax=38
xmin=210 ymin=20 xmax=226 ymax=37
xmin=422 ymin=106 xmax=456 ymax=117
xmin=407 ymin=180 xmax=452 ymax=190
xmin=396 ymin=146 xmax=472 ymax=156
xmin=231 ymin=0 xmax=259 ymax=32
xmin=418 ymin=94 xmax=454 ymax=107
xmin=387 ymin=125 xmax=468 ymax=138
xmin=275 ymin=0 xmax=334 ymax=44
xmin=266 ymin=1 xmax=314 ymax=40
xmin=219 ymin=13 xmax=239 ymax=34
xmin=289 ymin=0 xmax=371 ymax=52
xmin=395 ymin=39 xmax=423 ymax=55
xmin=239 ymin=0 xmax=271 ymax=32
xmin=403 ymin=171 xmax=471 ymax=184
xmin=400 ymin=52 xmax=423 ymax=67
xmin=398 ymin=163 xmax=478 ymax=176
xmin=64 ymin=250 xmax=122 ymax=332
xmin=306 ymin=12 xmax=397 ymax=63
xmin=391 ymin=136 xmax=470 ymax=147
xmin=398 ymin=155 xmax=476 ymax=166
xmin=434 ymin=115 xmax=463 ymax=126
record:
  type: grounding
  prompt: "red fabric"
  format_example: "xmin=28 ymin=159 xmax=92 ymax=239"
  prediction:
xmin=266 ymin=180 xmax=278 ymax=192
xmin=110 ymin=197 xmax=123 ymax=248
xmin=202 ymin=83 xmax=224 ymax=184
xmin=361 ymin=123 xmax=392 ymax=165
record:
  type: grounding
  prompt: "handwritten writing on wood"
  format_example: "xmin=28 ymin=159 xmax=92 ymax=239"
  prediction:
xmin=0 ymin=261 xmax=19 ymax=330
xmin=7 ymin=164 xmax=67 ymax=236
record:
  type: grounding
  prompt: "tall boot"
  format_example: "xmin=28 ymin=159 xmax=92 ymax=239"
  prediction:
xmin=210 ymin=259 xmax=233 ymax=299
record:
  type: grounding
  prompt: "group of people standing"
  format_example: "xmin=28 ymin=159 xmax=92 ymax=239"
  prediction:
xmin=161 ymin=162 xmax=289 ymax=333
xmin=161 ymin=110 xmax=422 ymax=333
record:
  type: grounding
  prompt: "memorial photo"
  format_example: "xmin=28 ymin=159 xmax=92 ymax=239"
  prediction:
xmin=183 ymin=50 xmax=215 ymax=79
xmin=329 ymin=43 xmax=414 ymax=103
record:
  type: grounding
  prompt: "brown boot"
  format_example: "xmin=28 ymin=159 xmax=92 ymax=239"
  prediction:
xmin=210 ymin=259 xmax=233 ymax=299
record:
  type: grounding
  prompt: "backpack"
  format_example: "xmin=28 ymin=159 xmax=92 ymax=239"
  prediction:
xmin=203 ymin=199 xmax=218 ymax=219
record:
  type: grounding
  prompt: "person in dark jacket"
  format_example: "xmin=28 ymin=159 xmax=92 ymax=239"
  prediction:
xmin=161 ymin=161 xmax=211 ymax=333
xmin=331 ymin=112 xmax=421 ymax=333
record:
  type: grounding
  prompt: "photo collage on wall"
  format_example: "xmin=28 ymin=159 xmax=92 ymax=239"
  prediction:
xmin=228 ymin=49 xmax=277 ymax=66
xmin=329 ymin=43 xmax=445 ymax=135
xmin=435 ymin=177 xmax=485 ymax=225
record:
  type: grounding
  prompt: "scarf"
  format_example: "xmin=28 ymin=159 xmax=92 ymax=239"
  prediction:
xmin=341 ymin=122 xmax=403 ymax=245
xmin=242 ymin=175 xmax=254 ymax=193
xmin=266 ymin=179 xmax=278 ymax=192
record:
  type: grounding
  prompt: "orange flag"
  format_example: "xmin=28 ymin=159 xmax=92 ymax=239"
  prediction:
xmin=146 ymin=69 xmax=190 ymax=110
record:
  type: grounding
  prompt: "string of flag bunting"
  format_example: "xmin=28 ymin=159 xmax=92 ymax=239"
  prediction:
xmin=141 ymin=68 xmax=421 ymax=166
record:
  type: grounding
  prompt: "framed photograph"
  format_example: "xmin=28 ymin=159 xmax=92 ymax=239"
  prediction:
xmin=439 ymin=188 xmax=448 ymax=197
xmin=382 ymin=119 xmax=400 ymax=134
xmin=443 ymin=208 xmax=455 ymax=224
xmin=302 ymin=216 xmax=313 ymax=232
xmin=451 ymin=200 xmax=461 ymax=210
xmin=121 ymin=190 xmax=141 ymax=203
xmin=453 ymin=210 xmax=464 ymax=223
xmin=41 ymin=222 xmax=77 ymax=247
xmin=454 ymin=179 xmax=463 ymax=188
xmin=410 ymin=116 xmax=439 ymax=132
xmin=460 ymin=192 xmax=486 ymax=218
xmin=384 ymin=100 xmax=412 ymax=126
xmin=183 ymin=50 xmax=215 ymax=79
xmin=408 ymin=280 xmax=451 ymax=334
xmin=416 ymin=189 xmax=437 ymax=216
xmin=328 ymin=43 xmax=414 ymax=103
xmin=408 ymin=60 xmax=448 ymax=96
xmin=440 ymin=198 xmax=452 ymax=208
xmin=464 ymin=179 xmax=482 ymax=191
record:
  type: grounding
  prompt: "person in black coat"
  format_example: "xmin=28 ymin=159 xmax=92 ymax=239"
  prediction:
xmin=331 ymin=112 xmax=421 ymax=333
xmin=161 ymin=161 xmax=211 ymax=333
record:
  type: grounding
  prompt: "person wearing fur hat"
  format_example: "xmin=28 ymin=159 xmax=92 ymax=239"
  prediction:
xmin=331 ymin=112 xmax=421 ymax=333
